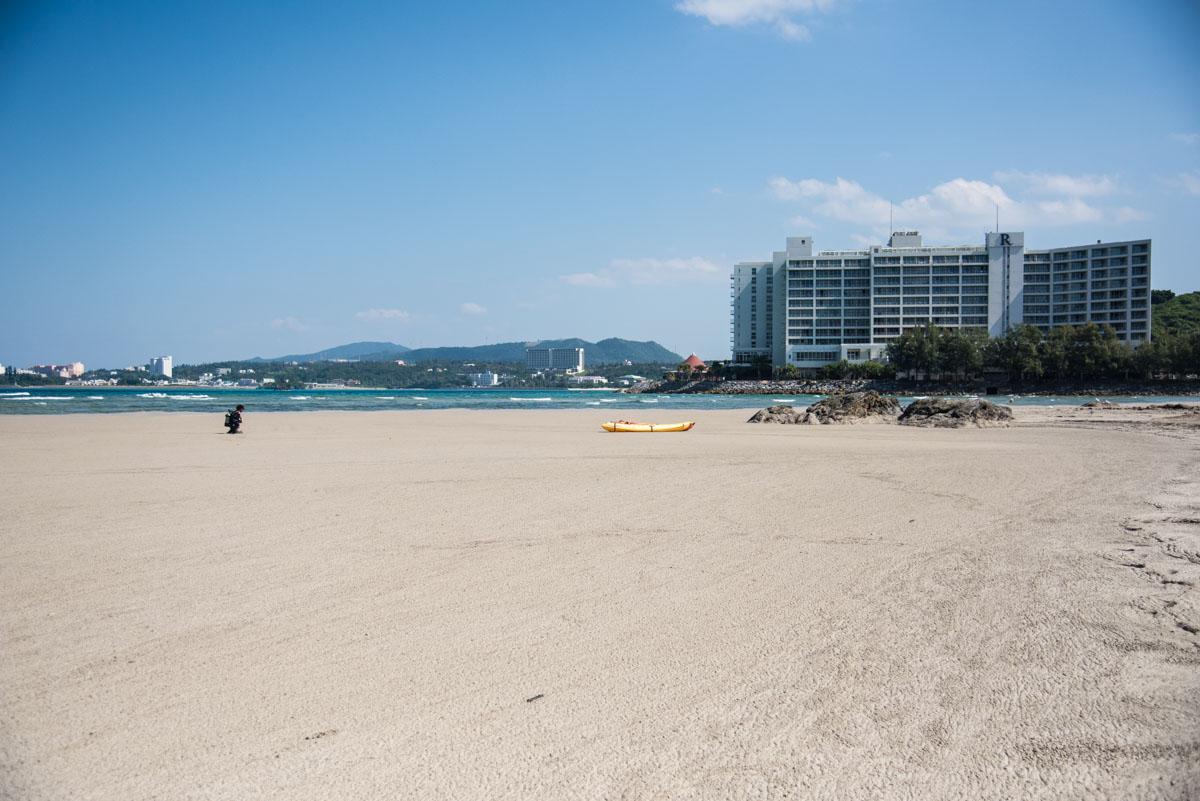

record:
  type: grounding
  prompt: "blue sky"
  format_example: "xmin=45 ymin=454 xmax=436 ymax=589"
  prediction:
xmin=2 ymin=0 xmax=1198 ymax=367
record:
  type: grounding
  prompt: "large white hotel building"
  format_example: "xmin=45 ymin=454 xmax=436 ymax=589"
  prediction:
xmin=731 ymin=231 xmax=1151 ymax=370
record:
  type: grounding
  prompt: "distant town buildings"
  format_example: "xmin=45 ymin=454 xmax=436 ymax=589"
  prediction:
xmin=148 ymin=356 xmax=173 ymax=378
xmin=526 ymin=347 xmax=584 ymax=372
xmin=732 ymin=231 xmax=1151 ymax=370
xmin=28 ymin=362 xmax=85 ymax=378
xmin=469 ymin=371 xmax=500 ymax=387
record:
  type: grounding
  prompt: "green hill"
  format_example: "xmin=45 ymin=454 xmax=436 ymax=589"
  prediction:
xmin=252 ymin=341 xmax=410 ymax=362
xmin=382 ymin=338 xmax=680 ymax=365
xmin=1152 ymin=291 xmax=1200 ymax=337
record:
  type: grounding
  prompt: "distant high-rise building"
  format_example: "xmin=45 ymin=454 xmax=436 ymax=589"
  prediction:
xmin=732 ymin=231 xmax=1151 ymax=370
xmin=149 ymin=356 xmax=173 ymax=378
xmin=526 ymin=347 xmax=584 ymax=372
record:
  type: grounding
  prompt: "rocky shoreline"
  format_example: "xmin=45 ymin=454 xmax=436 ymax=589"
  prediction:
xmin=626 ymin=378 xmax=1200 ymax=397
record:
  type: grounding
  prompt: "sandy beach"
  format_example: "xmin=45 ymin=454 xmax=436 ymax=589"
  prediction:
xmin=2 ymin=407 xmax=1198 ymax=800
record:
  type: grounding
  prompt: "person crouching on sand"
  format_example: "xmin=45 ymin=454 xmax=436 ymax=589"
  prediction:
xmin=225 ymin=404 xmax=244 ymax=434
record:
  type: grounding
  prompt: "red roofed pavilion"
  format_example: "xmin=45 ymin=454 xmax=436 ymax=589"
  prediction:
xmin=682 ymin=353 xmax=706 ymax=369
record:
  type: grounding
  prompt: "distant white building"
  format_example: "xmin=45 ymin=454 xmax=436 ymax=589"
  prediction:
xmin=469 ymin=371 xmax=500 ymax=387
xmin=149 ymin=356 xmax=173 ymax=378
xmin=567 ymin=375 xmax=608 ymax=386
xmin=29 ymin=362 xmax=85 ymax=378
xmin=526 ymin=347 xmax=584 ymax=372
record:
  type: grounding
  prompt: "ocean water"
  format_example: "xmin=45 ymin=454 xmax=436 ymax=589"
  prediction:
xmin=1 ymin=387 xmax=1198 ymax=415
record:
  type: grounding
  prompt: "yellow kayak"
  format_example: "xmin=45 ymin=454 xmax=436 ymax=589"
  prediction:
xmin=602 ymin=420 xmax=695 ymax=432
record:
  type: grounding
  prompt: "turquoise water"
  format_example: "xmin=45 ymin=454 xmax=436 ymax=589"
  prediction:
xmin=2 ymin=387 xmax=1198 ymax=415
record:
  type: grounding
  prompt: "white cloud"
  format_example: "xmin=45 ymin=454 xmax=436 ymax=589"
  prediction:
xmin=1111 ymin=206 xmax=1151 ymax=223
xmin=768 ymin=173 xmax=1147 ymax=235
xmin=993 ymin=170 xmax=1117 ymax=197
xmin=775 ymin=18 xmax=810 ymax=40
xmin=269 ymin=317 xmax=309 ymax=332
xmin=562 ymin=272 xmax=618 ymax=288
xmin=561 ymin=257 xmax=723 ymax=288
xmin=711 ymin=186 xmax=724 ymax=195
xmin=789 ymin=214 xmax=819 ymax=230
xmin=460 ymin=302 xmax=487 ymax=315
xmin=1178 ymin=170 xmax=1200 ymax=195
xmin=770 ymin=175 xmax=891 ymax=222
xmin=675 ymin=0 xmax=834 ymax=39
xmin=356 ymin=308 xmax=411 ymax=321
xmin=613 ymin=256 xmax=724 ymax=285
xmin=1169 ymin=132 xmax=1200 ymax=145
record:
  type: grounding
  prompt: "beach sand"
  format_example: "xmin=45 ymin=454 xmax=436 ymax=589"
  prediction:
xmin=1 ymin=408 xmax=1198 ymax=799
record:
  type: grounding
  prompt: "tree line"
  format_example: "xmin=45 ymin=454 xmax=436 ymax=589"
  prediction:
xmin=880 ymin=322 xmax=1199 ymax=383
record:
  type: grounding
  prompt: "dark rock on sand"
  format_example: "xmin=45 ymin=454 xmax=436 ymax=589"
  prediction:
xmin=746 ymin=405 xmax=808 ymax=424
xmin=747 ymin=392 xmax=901 ymax=425
xmin=801 ymin=391 xmax=901 ymax=424
xmin=898 ymin=397 xmax=1013 ymax=428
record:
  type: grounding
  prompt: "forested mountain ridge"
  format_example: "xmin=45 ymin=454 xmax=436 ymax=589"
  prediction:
xmin=253 ymin=338 xmax=681 ymax=365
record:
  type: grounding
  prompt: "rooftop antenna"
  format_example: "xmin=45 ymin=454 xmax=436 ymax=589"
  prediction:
xmin=995 ymin=203 xmax=999 ymax=233
xmin=889 ymin=202 xmax=893 ymax=236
